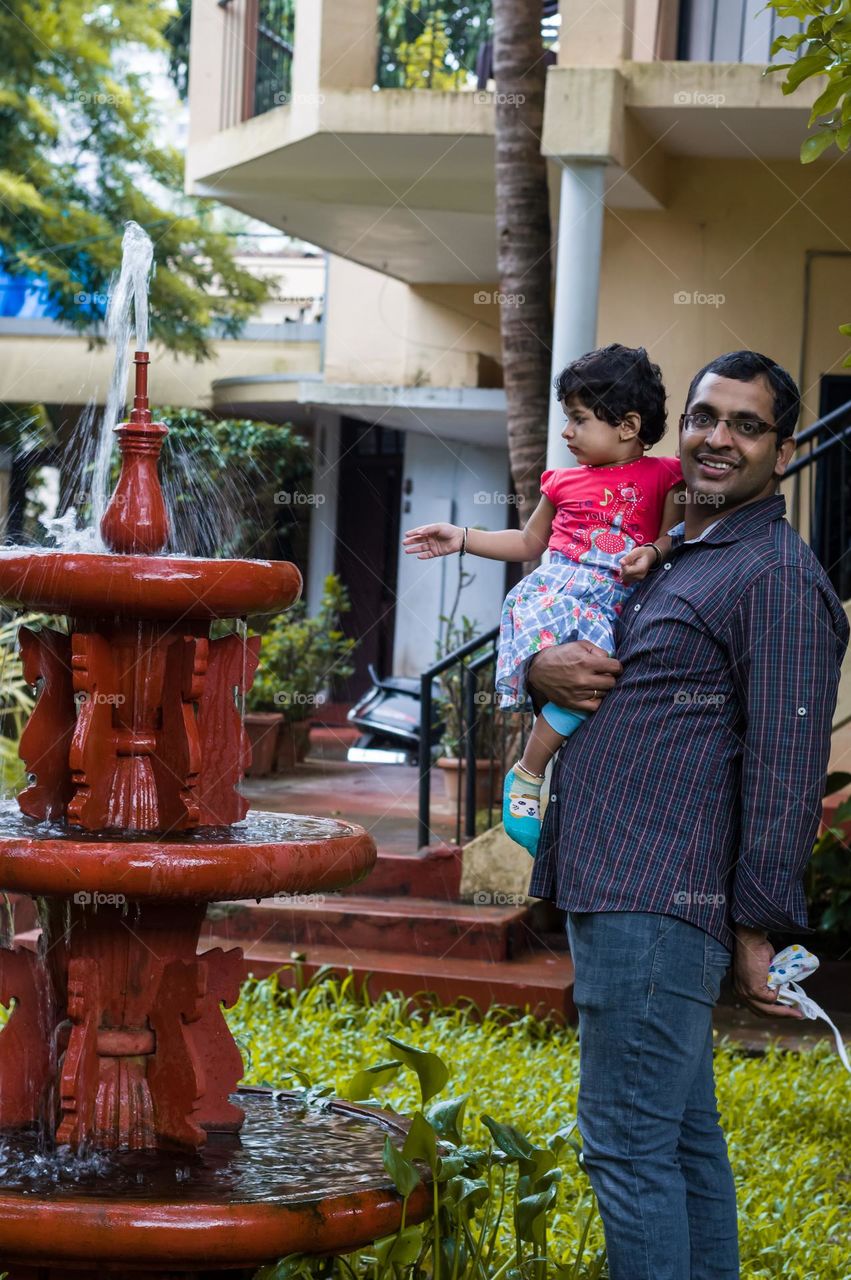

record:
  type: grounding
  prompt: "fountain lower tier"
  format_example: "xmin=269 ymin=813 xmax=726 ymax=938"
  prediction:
xmin=0 ymin=811 xmax=375 ymax=1151
xmin=0 ymin=1090 xmax=432 ymax=1278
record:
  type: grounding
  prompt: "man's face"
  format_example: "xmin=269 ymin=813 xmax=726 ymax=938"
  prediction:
xmin=679 ymin=372 xmax=797 ymax=512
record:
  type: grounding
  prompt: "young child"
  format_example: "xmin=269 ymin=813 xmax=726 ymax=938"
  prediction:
xmin=403 ymin=343 xmax=685 ymax=856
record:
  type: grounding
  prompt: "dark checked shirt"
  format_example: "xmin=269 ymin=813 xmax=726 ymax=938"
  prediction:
xmin=531 ymin=494 xmax=849 ymax=952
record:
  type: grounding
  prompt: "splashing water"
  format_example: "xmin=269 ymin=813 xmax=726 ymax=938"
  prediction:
xmin=89 ymin=222 xmax=155 ymax=539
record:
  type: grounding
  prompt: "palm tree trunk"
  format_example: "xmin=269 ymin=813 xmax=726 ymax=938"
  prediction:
xmin=492 ymin=0 xmax=553 ymax=523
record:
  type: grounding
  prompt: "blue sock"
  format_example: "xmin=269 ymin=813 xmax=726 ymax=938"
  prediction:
xmin=540 ymin=702 xmax=588 ymax=736
xmin=503 ymin=763 xmax=545 ymax=856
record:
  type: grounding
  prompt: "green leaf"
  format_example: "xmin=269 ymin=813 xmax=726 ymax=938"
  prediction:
xmin=382 ymin=1135 xmax=422 ymax=1198
xmin=372 ymin=1225 xmax=424 ymax=1266
xmin=481 ymin=1114 xmax=536 ymax=1161
xmin=515 ymin=1180 xmax=559 ymax=1244
xmin=782 ymin=50 xmax=832 ymax=93
xmin=402 ymin=1110 xmax=439 ymax=1170
xmin=342 ymin=1059 xmax=403 ymax=1101
xmin=801 ymin=128 xmax=836 ymax=161
xmin=386 ymin=1034 xmax=449 ymax=1104
xmin=425 ymin=1094 xmax=469 ymax=1145
xmin=809 ymin=76 xmax=851 ymax=123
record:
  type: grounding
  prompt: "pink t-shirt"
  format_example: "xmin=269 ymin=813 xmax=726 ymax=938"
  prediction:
xmin=541 ymin=455 xmax=683 ymax=564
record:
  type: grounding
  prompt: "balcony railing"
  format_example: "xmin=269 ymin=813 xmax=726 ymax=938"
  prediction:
xmin=220 ymin=0 xmax=294 ymax=130
xmin=678 ymin=0 xmax=804 ymax=63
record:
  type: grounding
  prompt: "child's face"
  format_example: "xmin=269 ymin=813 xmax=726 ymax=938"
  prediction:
xmin=560 ymin=395 xmax=628 ymax=466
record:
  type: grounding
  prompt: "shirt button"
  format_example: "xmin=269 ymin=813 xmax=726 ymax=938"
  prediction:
xmin=550 ymin=794 xmax=558 ymax=803
xmin=797 ymin=706 xmax=807 ymax=716
xmin=663 ymin=563 xmax=672 ymax=570
xmin=633 ymin=603 xmax=641 ymax=612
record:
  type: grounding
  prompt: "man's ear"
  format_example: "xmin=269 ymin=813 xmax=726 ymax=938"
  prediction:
xmin=619 ymin=411 xmax=642 ymax=441
xmin=773 ymin=436 xmax=797 ymax=479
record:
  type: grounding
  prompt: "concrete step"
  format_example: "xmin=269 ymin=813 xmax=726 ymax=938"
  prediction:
xmin=345 ymin=845 xmax=462 ymax=900
xmin=201 ymin=931 xmax=577 ymax=1022
xmin=205 ymin=894 xmax=530 ymax=962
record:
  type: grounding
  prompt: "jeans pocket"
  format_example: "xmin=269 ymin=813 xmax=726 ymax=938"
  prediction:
xmin=702 ymin=932 xmax=732 ymax=1001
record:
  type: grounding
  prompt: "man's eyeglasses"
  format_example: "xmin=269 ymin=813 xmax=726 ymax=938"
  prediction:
xmin=680 ymin=411 xmax=779 ymax=441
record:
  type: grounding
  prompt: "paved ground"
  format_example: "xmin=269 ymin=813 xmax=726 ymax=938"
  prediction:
xmin=241 ymin=755 xmax=457 ymax=853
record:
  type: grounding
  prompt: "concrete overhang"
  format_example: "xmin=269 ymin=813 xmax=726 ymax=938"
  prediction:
xmin=212 ymin=374 xmax=507 ymax=446
xmin=544 ymin=61 xmax=830 ymax=164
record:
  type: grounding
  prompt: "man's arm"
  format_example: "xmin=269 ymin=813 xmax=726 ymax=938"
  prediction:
xmin=527 ymin=641 xmax=622 ymax=715
xmin=725 ymin=567 xmax=846 ymax=1017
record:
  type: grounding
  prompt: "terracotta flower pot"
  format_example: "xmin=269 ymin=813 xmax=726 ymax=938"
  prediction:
xmin=244 ymin=712 xmax=284 ymax=778
xmin=275 ymin=720 xmax=312 ymax=773
xmin=435 ymin=756 xmax=501 ymax=809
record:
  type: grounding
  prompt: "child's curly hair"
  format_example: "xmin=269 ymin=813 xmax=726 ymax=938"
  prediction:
xmin=553 ymin=343 xmax=668 ymax=447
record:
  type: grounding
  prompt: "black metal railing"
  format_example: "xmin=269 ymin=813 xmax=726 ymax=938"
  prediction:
xmin=417 ymin=625 xmax=531 ymax=849
xmin=220 ymin=0 xmax=294 ymax=130
xmin=678 ymin=0 xmax=804 ymax=64
xmin=786 ymin=400 xmax=851 ymax=602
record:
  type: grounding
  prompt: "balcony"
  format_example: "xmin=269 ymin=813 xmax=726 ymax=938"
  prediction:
xmin=187 ymin=0 xmax=825 ymax=285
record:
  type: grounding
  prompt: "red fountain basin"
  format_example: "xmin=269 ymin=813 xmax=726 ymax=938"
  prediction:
xmin=0 ymin=550 xmax=302 ymax=620
xmin=0 ymin=807 xmax=375 ymax=901
xmin=0 ymin=1091 xmax=432 ymax=1272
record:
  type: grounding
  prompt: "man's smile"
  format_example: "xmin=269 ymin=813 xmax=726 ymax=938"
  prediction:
xmin=694 ymin=452 xmax=740 ymax=477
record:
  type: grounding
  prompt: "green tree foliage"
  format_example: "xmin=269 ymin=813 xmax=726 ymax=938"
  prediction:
xmin=377 ymin=1 xmax=493 ymax=89
xmin=768 ymin=0 xmax=851 ymax=161
xmin=0 ymin=0 xmax=270 ymax=357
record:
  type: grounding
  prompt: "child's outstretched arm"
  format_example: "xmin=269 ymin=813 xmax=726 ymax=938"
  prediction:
xmin=618 ymin=482 xmax=686 ymax=584
xmin=403 ymin=496 xmax=556 ymax=563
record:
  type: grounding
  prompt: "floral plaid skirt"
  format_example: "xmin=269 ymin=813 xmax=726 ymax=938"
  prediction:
xmin=495 ymin=552 xmax=634 ymax=711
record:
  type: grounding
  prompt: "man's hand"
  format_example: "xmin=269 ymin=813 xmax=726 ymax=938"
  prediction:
xmin=733 ymin=924 xmax=805 ymax=1019
xmin=527 ymin=641 xmax=622 ymax=713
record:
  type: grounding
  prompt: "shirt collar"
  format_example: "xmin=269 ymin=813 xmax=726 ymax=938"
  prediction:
xmin=669 ymin=493 xmax=786 ymax=550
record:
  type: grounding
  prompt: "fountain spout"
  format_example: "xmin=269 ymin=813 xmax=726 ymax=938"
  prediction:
xmin=100 ymin=351 xmax=169 ymax=553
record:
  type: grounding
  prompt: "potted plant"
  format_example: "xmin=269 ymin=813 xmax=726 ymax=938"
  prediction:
xmin=245 ymin=574 xmax=358 ymax=775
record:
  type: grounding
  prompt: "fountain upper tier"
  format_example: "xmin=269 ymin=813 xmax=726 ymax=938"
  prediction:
xmin=0 ymin=353 xmax=301 ymax=621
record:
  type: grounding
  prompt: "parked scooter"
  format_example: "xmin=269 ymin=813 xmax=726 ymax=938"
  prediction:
xmin=347 ymin=665 xmax=445 ymax=766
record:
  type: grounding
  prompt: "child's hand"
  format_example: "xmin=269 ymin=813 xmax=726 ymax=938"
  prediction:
xmin=403 ymin=523 xmax=464 ymax=559
xmin=617 ymin=545 xmax=658 ymax=585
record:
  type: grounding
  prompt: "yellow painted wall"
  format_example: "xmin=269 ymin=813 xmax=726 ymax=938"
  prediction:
xmin=323 ymin=257 xmax=503 ymax=388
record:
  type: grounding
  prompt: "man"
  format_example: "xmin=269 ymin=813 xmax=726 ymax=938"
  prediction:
xmin=528 ymin=351 xmax=849 ymax=1280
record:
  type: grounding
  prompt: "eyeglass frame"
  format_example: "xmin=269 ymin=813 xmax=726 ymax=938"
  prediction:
xmin=679 ymin=410 xmax=780 ymax=441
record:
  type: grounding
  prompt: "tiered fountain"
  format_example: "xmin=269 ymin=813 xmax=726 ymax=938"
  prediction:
xmin=0 ymin=349 xmax=428 ymax=1277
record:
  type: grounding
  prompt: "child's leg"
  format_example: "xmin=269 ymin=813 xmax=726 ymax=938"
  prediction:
xmin=503 ymin=702 xmax=588 ymax=856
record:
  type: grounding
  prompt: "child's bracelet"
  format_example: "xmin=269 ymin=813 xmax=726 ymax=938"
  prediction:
xmin=648 ymin=542 xmax=662 ymax=566
xmin=460 ymin=527 xmax=468 ymax=557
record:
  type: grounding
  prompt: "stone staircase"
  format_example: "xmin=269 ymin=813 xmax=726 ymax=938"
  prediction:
xmin=200 ymin=845 xmax=577 ymax=1021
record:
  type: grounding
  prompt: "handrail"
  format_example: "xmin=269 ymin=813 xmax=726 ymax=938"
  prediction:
xmin=785 ymin=421 xmax=851 ymax=478
xmin=417 ymin=626 xmax=499 ymax=849
xmin=793 ymin=399 xmax=851 ymax=449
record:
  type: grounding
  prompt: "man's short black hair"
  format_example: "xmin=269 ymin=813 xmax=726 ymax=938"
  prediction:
xmin=685 ymin=351 xmax=800 ymax=443
xmin=553 ymin=343 xmax=668 ymax=447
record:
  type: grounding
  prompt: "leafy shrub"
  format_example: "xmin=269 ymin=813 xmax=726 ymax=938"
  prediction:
xmin=227 ymin=970 xmax=851 ymax=1279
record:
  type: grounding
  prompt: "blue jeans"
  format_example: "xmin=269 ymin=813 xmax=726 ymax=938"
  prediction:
xmin=567 ymin=911 xmax=739 ymax=1280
